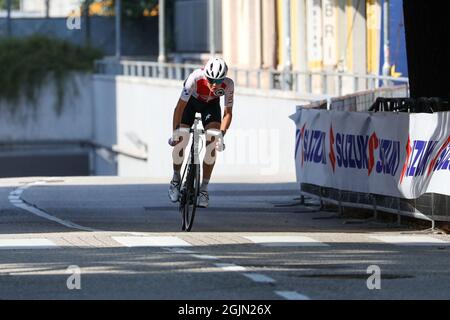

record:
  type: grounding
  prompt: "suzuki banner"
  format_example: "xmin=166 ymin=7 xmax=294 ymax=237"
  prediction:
xmin=290 ymin=109 xmax=450 ymax=198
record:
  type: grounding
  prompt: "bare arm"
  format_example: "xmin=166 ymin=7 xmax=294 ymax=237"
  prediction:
xmin=220 ymin=107 xmax=233 ymax=135
xmin=172 ymin=98 xmax=188 ymax=131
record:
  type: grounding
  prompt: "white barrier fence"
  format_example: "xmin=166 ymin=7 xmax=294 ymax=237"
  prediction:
xmin=290 ymin=109 xmax=450 ymax=199
xmin=290 ymin=88 xmax=450 ymax=223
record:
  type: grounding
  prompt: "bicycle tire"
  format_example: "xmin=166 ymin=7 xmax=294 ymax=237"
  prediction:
xmin=183 ymin=163 xmax=200 ymax=231
xmin=178 ymin=160 xmax=189 ymax=231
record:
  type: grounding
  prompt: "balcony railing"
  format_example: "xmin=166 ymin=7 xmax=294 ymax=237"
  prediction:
xmin=95 ymin=59 xmax=409 ymax=97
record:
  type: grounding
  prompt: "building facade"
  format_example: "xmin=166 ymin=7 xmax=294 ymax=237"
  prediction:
xmin=20 ymin=0 xmax=80 ymax=17
xmin=221 ymin=0 xmax=383 ymax=75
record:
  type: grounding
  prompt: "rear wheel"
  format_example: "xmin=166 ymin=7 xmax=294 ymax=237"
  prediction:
xmin=179 ymin=163 xmax=200 ymax=231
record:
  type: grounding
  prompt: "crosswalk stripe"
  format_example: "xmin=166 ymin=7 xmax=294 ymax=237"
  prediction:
xmin=112 ymin=236 xmax=192 ymax=247
xmin=0 ymin=238 xmax=58 ymax=249
xmin=244 ymin=235 xmax=328 ymax=247
xmin=243 ymin=273 xmax=276 ymax=283
xmin=191 ymin=254 xmax=219 ymax=260
xmin=165 ymin=248 xmax=195 ymax=254
xmin=369 ymin=235 xmax=450 ymax=246
xmin=214 ymin=263 xmax=247 ymax=271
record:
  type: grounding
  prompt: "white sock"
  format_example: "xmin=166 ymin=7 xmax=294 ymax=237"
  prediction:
xmin=200 ymin=179 xmax=209 ymax=192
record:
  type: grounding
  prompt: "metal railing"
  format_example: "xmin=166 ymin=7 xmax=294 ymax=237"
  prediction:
xmin=95 ymin=59 xmax=409 ymax=97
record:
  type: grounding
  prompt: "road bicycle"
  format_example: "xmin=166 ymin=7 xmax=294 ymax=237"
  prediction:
xmin=177 ymin=115 xmax=223 ymax=231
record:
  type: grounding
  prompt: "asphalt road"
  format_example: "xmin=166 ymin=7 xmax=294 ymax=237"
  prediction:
xmin=0 ymin=176 xmax=449 ymax=300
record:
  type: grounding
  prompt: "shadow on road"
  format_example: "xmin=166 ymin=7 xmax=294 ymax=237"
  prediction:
xmin=0 ymin=181 xmax=416 ymax=234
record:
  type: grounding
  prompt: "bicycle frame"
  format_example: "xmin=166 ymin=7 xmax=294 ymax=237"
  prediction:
xmin=191 ymin=116 xmax=205 ymax=165
xmin=180 ymin=116 xmax=204 ymax=182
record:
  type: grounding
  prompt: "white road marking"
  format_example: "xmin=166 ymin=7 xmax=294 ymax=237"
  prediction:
xmin=12 ymin=202 xmax=97 ymax=232
xmin=244 ymin=235 xmax=328 ymax=247
xmin=127 ymin=232 xmax=149 ymax=236
xmin=112 ymin=236 xmax=192 ymax=247
xmin=243 ymin=273 xmax=276 ymax=283
xmin=214 ymin=263 xmax=247 ymax=271
xmin=0 ymin=238 xmax=58 ymax=249
xmin=8 ymin=180 xmax=99 ymax=232
xmin=191 ymin=254 xmax=219 ymax=260
xmin=370 ymin=235 xmax=450 ymax=246
xmin=275 ymin=291 xmax=310 ymax=300
xmin=164 ymin=248 xmax=195 ymax=254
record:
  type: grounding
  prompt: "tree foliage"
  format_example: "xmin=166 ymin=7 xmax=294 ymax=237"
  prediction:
xmin=83 ymin=0 xmax=159 ymax=17
xmin=0 ymin=36 xmax=103 ymax=114
xmin=0 ymin=0 xmax=20 ymax=10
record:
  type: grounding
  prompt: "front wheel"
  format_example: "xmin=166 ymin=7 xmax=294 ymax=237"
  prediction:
xmin=179 ymin=163 xmax=200 ymax=231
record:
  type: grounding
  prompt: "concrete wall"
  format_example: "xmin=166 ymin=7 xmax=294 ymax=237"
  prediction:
xmin=0 ymin=73 xmax=94 ymax=142
xmin=0 ymin=71 xmax=308 ymax=182
xmin=92 ymin=75 xmax=117 ymax=175
xmin=93 ymin=75 xmax=308 ymax=183
xmin=0 ymin=73 xmax=94 ymax=177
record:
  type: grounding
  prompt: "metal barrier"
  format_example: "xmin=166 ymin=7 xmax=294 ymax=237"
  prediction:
xmin=95 ymin=59 xmax=409 ymax=97
xmin=369 ymin=97 xmax=450 ymax=113
xmin=297 ymin=87 xmax=450 ymax=225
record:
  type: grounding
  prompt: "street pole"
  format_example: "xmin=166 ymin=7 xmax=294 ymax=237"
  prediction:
xmin=382 ymin=0 xmax=391 ymax=86
xmin=283 ymin=0 xmax=292 ymax=90
xmin=85 ymin=0 xmax=91 ymax=46
xmin=45 ymin=0 xmax=50 ymax=18
xmin=158 ymin=0 xmax=167 ymax=63
xmin=115 ymin=0 xmax=122 ymax=60
xmin=209 ymin=0 xmax=216 ymax=57
xmin=6 ymin=0 xmax=11 ymax=37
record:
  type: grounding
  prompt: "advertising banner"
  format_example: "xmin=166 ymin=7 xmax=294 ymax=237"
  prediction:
xmin=291 ymin=109 xmax=450 ymax=198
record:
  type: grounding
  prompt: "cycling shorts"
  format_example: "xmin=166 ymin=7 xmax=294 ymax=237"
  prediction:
xmin=181 ymin=97 xmax=222 ymax=127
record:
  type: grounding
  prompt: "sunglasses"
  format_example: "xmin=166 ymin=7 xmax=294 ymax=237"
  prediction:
xmin=206 ymin=77 xmax=224 ymax=84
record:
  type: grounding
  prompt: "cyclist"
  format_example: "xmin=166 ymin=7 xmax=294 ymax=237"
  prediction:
xmin=168 ymin=57 xmax=234 ymax=208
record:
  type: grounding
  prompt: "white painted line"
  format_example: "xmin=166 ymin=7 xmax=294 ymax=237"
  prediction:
xmin=13 ymin=203 xmax=97 ymax=232
xmin=243 ymin=273 xmax=275 ymax=283
xmin=0 ymin=238 xmax=58 ymax=250
xmin=275 ymin=291 xmax=310 ymax=300
xmin=165 ymin=248 xmax=195 ymax=254
xmin=112 ymin=236 xmax=192 ymax=247
xmin=244 ymin=235 xmax=329 ymax=247
xmin=370 ymin=235 xmax=450 ymax=246
xmin=8 ymin=182 xmax=99 ymax=232
xmin=191 ymin=254 xmax=219 ymax=260
xmin=214 ymin=263 xmax=247 ymax=272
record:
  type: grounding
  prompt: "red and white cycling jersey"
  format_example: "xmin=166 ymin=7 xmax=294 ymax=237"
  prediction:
xmin=180 ymin=68 xmax=234 ymax=108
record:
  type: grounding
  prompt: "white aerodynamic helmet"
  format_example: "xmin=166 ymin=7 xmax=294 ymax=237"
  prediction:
xmin=204 ymin=57 xmax=228 ymax=80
